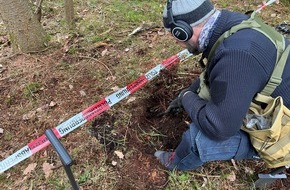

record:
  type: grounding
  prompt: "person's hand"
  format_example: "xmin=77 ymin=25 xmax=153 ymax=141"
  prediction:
xmin=165 ymin=88 xmax=189 ymax=115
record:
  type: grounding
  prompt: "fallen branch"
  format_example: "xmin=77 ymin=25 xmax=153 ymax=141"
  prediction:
xmin=0 ymin=53 xmax=20 ymax=64
xmin=128 ymin=22 xmax=160 ymax=36
xmin=77 ymin=55 xmax=113 ymax=77
xmin=34 ymin=0 xmax=44 ymax=22
xmin=190 ymin=172 xmax=221 ymax=178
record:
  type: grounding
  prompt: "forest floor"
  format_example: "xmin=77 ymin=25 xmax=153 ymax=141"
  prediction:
xmin=0 ymin=0 xmax=290 ymax=189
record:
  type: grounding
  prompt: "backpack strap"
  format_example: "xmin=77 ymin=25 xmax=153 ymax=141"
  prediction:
xmin=261 ymin=45 xmax=290 ymax=96
xmin=208 ymin=12 xmax=288 ymax=96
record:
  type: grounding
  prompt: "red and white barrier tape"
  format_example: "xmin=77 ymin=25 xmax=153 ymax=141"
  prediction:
xmin=255 ymin=0 xmax=277 ymax=13
xmin=0 ymin=49 xmax=192 ymax=173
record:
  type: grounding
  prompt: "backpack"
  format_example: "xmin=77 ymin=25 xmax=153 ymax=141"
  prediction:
xmin=198 ymin=12 xmax=290 ymax=168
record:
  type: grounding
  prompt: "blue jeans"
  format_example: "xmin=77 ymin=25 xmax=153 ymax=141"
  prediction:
xmin=171 ymin=123 xmax=258 ymax=170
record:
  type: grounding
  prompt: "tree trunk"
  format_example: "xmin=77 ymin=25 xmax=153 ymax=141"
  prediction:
xmin=0 ymin=0 xmax=48 ymax=53
xmin=64 ymin=0 xmax=75 ymax=29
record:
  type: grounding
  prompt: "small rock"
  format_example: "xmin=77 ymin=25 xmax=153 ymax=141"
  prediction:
xmin=114 ymin=150 xmax=124 ymax=159
xmin=49 ymin=101 xmax=57 ymax=107
xmin=80 ymin=90 xmax=86 ymax=96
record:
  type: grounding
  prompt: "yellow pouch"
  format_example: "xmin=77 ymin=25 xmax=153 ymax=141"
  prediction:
xmin=242 ymin=93 xmax=290 ymax=168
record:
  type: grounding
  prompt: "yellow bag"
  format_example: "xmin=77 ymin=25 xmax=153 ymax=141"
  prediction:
xmin=242 ymin=93 xmax=290 ymax=168
xmin=241 ymin=44 xmax=290 ymax=168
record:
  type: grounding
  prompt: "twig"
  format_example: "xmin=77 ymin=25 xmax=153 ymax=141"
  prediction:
xmin=77 ymin=55 xmax=113 ymax=77
xmin=155 ymin=179 xmax=169 ymax=189
xmin=67 ymin=61 xmax=87 ymax=82
xmin=128 ymin=26 xmax=143 ymax=36
xmin=0 ymin=77 xmax=9 ymax=81
xmin=34 ymin=0 xmax=44 ymax=14
xmin=128 ymin=22 xmax=161 ymax=36
xmin=34 ymin=0 xmax=44 ymax=22
xmin=24 ymin=46 xmax=51 ymax=54
xmin=100 ymin=28 xmax=113 ymax=36
xmin=0 ymin=53 xmax=20 ymax=64
xmin=177 ymin=72 xmax=201 ymax=76
xmin=23 ymin=53 xmax=47 ymax=65
xmin=190 ymin=172 xmax=221 ymax=178
xmin=231 ymin=159 xmax=239 ymax=170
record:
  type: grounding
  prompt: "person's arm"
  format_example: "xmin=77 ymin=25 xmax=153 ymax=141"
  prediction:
xmin=182 ymin=50 xmax=268 ymax=140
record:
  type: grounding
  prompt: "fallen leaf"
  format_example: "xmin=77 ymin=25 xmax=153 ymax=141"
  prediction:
xmin=111 ymin=86 xmax=120 ymax=91
xmin=95 ymin=42 xmax=109 ymax=48
xmin=157 ymin=31 xmax=165 ymax=36
xmin=128 ymin=26 xmax=143 ymax=36
xmin=231 ymin=159 xmax=239 ymax=170
xmin=151 ymin=170 xmax=157 ymax=180
xmin=0 ymin=64 xmax=5 ymax=73
xmin=112 ymin=161 xmax=117 ymax=166
xmin=42 ymin=162 xmax=54 ymax=178
xmin=126 ymin=97 xmax=136 ymax=103
xmin=40 ymin=150 xmax=48 ymax=158
xmin=244 ymin=167 xmax=254 ymax=175
xmin=227 ymin=171 xmax=236 ymax=182
xmin=49 ymin=101 xmax=57 ymax=107
xmin=79 ymin=90 xmax=86 ymax=96
xmin=23 ymin=163 xmax=37 ymax=175
xmin=114 ymin=150 xmax=124 ymax=159
xmin=201 ymin=177 xmax=208 ymax=187
xmin=101 ymin=49 xmax=108 ymax=56
xmin=36 ymin=104 xmax=49 ymax=112
xmin=22 ymin=111 xmax=36 ymax=120
xmin=106 ymin=76 xmax=116 ymax=81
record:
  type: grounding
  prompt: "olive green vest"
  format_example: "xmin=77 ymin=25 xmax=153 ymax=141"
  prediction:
xmin=197 ymin=12 xmax=290 ymax=101
xmin=197 ymin=12 xmax=290 ymax=168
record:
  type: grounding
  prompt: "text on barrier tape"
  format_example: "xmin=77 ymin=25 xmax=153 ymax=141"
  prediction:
xmin=0 ymin=49 xmax=192 ymax=173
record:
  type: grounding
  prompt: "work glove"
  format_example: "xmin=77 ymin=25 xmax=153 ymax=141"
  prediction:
xmin=164 ymin=88 xmax=189 ymax=115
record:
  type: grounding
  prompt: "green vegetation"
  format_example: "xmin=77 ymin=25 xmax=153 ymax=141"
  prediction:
xmin=23 ymin=82 xmax=43 ymax=98
xmin=0 ymin=0 xmax=289 ymax=190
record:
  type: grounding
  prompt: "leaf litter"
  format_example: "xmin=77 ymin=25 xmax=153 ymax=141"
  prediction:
xmin=0 ymin=0 xmax=290 ymax=189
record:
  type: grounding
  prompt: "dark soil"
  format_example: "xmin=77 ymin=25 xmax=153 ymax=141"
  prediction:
xmin=89 ymin=66 xmax=290 ymax=190
xmin=90 ymin=68 xmax=195 ymax=189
